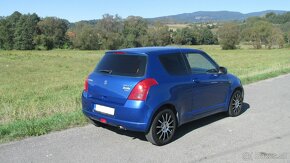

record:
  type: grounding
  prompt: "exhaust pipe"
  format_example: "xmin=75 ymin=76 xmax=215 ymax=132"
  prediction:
xmin=118 ymin=126 xmax=126 ymax=130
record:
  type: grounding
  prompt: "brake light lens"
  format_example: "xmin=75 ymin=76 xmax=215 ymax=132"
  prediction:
xmin=128 ymin=78 xmax=158 ymax=101
xmin=114 ymin=51 xmax=125 ymax=55
xmin=84 ymin=77 xmax=88 ymax=92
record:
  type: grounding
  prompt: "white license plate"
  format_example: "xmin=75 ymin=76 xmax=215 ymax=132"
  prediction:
xmin=94 ymin=104 xmax=115 ymax=115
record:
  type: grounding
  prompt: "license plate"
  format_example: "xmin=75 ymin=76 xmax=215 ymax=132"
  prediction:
xmin=94 ymin=104 xmax=115 ymax=115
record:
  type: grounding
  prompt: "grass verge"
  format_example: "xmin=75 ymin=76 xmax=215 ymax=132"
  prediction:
xmin=0 ymin=111 xmax=87 ymax=143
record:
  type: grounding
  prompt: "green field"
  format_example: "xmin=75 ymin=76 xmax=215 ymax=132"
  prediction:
xmin=1 ymin=46 xmax=290 ymax=143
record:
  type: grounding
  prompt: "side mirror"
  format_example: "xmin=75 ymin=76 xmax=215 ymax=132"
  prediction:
xmin=219 ymin=67 xmax=227 ymax=74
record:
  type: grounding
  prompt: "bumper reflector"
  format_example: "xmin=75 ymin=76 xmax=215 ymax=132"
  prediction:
xmin=100 ymin=118 xmax=107 ymax=123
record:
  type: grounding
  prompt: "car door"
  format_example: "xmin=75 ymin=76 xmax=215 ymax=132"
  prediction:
xmin=158 ymin=53 xmax=193 ymax=118
xmin=183 ymin=52 xmax=230 ymax=114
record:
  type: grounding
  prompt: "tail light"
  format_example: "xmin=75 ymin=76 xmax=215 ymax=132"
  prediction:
xmin=84 ymin=77 xmax=88 ymax=92
xmin=114 ymin=51 xmax=125 ymax=55
xmin=128 ymin=78 xmax=158 ymax=101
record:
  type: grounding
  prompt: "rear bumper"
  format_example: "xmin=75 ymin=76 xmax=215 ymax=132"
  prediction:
xmin=82 ymin=109 xmax=148 ymax=132
xmin=82 ymin=93 xmax=151 ymax=132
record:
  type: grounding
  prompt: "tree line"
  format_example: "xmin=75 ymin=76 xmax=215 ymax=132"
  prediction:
xmin=0 ymin=11 xmax=290 ymax=50
xmin=0 ymin=11 xmax=69 ymax=50
xmin=218 ymin=12 xmax=290 ymax=49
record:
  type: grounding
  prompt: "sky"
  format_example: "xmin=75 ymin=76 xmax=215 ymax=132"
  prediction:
xmin=0 ymin=0 xmax=289 ymax=22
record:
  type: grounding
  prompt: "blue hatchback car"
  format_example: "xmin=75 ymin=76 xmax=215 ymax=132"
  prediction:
xmin=82 ymin=47 xmax=244 ymax=145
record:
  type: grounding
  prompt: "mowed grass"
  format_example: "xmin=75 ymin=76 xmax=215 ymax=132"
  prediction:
xmin=0 ymin=50 xmax=105 ymax=143
xmin=0 ymin=46 xmax=290 ymax=143
xmin=189 ymin=45 xmax=290 ymax=83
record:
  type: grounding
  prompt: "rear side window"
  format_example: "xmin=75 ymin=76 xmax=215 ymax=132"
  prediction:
xmin=159 ymin=54 xmax=188 ymax=75
xmin=95 ymin=54 xmax=147 ymax=77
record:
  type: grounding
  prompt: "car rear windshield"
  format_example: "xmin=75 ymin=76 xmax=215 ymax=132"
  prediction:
xmin=95 ymin=53 xmax=147 ymax=77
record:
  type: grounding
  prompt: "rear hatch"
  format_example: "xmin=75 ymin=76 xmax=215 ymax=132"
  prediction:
xmin=87 ymin=52 xmax=147 ymax=105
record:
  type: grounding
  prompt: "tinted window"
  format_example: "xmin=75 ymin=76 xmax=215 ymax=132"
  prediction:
xmin=159 ymin=54 xmax=188 ymax=75
xmin=95 ymin=54 xmax=146 ymax=77
xmin=185 ymin=53 xmax=217 ymax=74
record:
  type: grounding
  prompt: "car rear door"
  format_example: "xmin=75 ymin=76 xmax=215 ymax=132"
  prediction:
xmin=87 ymin=53 xmax=147 ymax=106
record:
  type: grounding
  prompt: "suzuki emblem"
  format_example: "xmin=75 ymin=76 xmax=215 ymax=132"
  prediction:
xmin=104 ymin=80 xmax=108 ymax=85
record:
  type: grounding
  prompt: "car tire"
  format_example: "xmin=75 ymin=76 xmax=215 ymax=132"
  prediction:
xmin=145 ymin=108 xmax=177 ymax=146
xmin=228 ymin=90 xmax=243 ymax=117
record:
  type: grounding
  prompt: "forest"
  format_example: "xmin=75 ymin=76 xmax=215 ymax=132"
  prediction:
xmin=0 ymin=11 xmax=290 ymax=50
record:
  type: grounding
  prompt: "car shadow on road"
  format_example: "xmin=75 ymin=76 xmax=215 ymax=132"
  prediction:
xmin=98 ymin=123 xmax=148 ymax=142
xmin=173 ymin=102 xmax=250 ymax=142
xmin=98 ymin=102 xmax=250 ymax=143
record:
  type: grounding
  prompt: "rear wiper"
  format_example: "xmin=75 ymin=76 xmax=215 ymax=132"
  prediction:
xmin=98 ymin=69 xmax=112 ymax=74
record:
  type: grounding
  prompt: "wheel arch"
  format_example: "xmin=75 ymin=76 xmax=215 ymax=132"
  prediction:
xmin=233 ymin=86 xmax=244 ymax=98
xmin=226 ymin=83 xmax=244 ymax=113
xmin=146 ymin=103 xmax=179 ymax=133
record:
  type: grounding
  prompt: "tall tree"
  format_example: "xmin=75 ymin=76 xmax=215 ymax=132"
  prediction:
xmin=267 ymin=27 xmax=285 ymax=49
xmin=0 ymin=19 xmax=11 ymax=49
xmin=122 ymin=16 xmax=148 ymax=48
xmin=96 ymin=14 xmax=123 ymax=50
xmin=36 ymin=17 xmax=69 ymax=49
xmin=281 ymin=22 xmax=290 ymax=44
xmin=14 ymin=13 xmax=40 ymax=50
xmin=173 ymin=27 xmax=196 ymax=45
xmin=144 ymin=22 xmax=171 ymax=46
xmin=242 ymin=20 xmax=274 ymax=49
xmin=265 ymin=12 xmax=290 ymax=24
xmin=218 ymin=23 xmax=240 ymax=50
xmin=0 ymin=11 xmax=22 ymax=49
xmin=195 ymin=27 xmax=218 ymax=45
xmin=70 ymin=22 xmax=100 ymax=50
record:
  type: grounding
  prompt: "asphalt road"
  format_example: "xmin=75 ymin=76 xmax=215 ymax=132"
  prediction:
xmin=1 ymin=74 xmax=290 ymax=163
